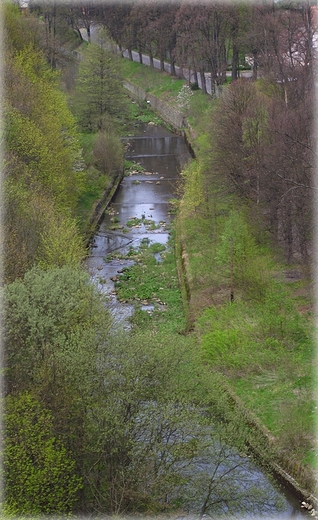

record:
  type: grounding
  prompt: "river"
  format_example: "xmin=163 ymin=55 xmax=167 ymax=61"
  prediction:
xmin=86 ymin=122 xmax=309 ymax=519
xmin=87 ymin=122 xmax=189 ymax=323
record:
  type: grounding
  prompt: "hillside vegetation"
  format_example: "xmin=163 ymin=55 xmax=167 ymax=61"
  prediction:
xmin=2 ymin=2 xmax=317 ymax=515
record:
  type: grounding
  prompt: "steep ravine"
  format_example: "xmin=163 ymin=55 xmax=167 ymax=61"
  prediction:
xmin=84 ymin=113 xmax=311 ymax=517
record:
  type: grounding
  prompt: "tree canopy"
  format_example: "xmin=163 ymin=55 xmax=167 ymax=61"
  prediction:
xmin=3 ymin=3 xmax=86 ymax=282
xmin=74 ymin=32 xmax=129 ymax=131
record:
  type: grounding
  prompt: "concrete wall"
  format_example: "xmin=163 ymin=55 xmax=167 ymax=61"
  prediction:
xmin=85 ymin=170 xmax=124 ymax=245
xmin=123 ymin=80 xmax=186 ymax=130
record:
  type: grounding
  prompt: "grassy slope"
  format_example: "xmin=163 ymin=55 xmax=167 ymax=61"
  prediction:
xmin=99 ymin=56 xmax=317 ymax=489
xmin=178 ymin=83 xmax=316 ymax=486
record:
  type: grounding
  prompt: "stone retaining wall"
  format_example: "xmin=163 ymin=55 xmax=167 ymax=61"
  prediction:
xmin=123 ymin=80 xmax=186 ymax=129
xmin=84 ymin=169 xmax=124 ymax=245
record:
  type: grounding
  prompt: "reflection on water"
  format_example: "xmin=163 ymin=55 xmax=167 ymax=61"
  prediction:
xmin=86 ymin=123 xmax=189 ymax=325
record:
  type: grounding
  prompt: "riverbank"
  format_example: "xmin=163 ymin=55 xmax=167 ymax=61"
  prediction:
xmin=86 ymin=119 xmax=309 ymax=517
xmin=114 ymin=57 xmax=317 ymax=510
xmin=82 ymin=168 xmax=124 ymax=246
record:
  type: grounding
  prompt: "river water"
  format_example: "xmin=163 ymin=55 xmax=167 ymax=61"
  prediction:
xmin=87 ymin=122 xmax=189 ymax=323
xmin=86 ymin=123 xmax=309 ymax=519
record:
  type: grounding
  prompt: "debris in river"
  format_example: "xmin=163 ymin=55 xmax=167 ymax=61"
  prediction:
xmin=301 ymin=501 xmax=313 ymax=511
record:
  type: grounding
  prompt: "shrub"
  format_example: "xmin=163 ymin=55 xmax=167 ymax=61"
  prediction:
xmin=93 ymin=130 xmax=124 ymax=177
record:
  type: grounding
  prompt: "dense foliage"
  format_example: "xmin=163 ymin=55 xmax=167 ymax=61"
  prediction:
xmin=209 ymin=78 xmax=314 ymax=263
xmin=3 ymin=3 xmax=86 ymax=282
xmin=4 ymin=393 xmax=82 ymax=515
xmin=3 ymin=5 xmax=122 ymax=514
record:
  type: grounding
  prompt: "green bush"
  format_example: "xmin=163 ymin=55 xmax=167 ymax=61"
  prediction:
xmin=92 ymin=130 xmax=124 ymax=177
xmin=4 ymin=392 xmax=82 ymax=515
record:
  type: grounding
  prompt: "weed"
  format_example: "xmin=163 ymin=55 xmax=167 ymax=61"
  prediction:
xmin=124 ymin=160 xmax=144 ymax=175
xmin=113 ymin=237 xmax=186 ymax=333
xmin=148 ymin=243 xmax=166 ymax=254
xmin=136 ymin=111 xmax=164 ymax=125
xmin=125 ymin=217 xmax=159 ymax=230
xmin=126 ymin=218 xmax=140 ymax=227
xmin=127 ymin=246 xmax=137 ymax=257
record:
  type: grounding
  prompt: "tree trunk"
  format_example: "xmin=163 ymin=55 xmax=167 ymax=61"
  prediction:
xmin=232 ymin=45 xmax=239 ymax=81
xmin=302 ymin=4 xmax=314 ymax=88
xmin=160 ymin=52 xmax=165 ymax=71
xmin=200 ymin=68 xmax=207 ymax=95
xmin=170 ymin=57 xmax=176 ymax=76
xmin=149 ymin=51 xmax=154 ymax=68
xmin=252 ymin=50 xmax=258 ymax=80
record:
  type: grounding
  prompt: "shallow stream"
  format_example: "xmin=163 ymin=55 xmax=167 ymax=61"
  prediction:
xmin=86 ymin=122 xmax=308 ymax=519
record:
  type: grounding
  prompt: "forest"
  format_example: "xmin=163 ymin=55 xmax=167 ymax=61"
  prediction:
xmin=2 ymin=0 xmax=317 ymax=517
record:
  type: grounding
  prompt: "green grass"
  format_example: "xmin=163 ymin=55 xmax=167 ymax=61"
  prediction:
xmin=76 ymin=171 xmax=109 ymax=232
xmin=177 ymin=177 xmax=316 ymax=467
xmin=187 ymin=90 xmax=217 ymax=129
xmin=79 ymin=132 xmax=96 ymax=164
xmin=120 ymin=58 xmax=186 ymax=102
xmin=175 ymin=145 xmax=316 ymax=478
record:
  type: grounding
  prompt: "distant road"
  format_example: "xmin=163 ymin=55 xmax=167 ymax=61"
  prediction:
xmin=80 ymin=25 xmax=252 ymax=97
